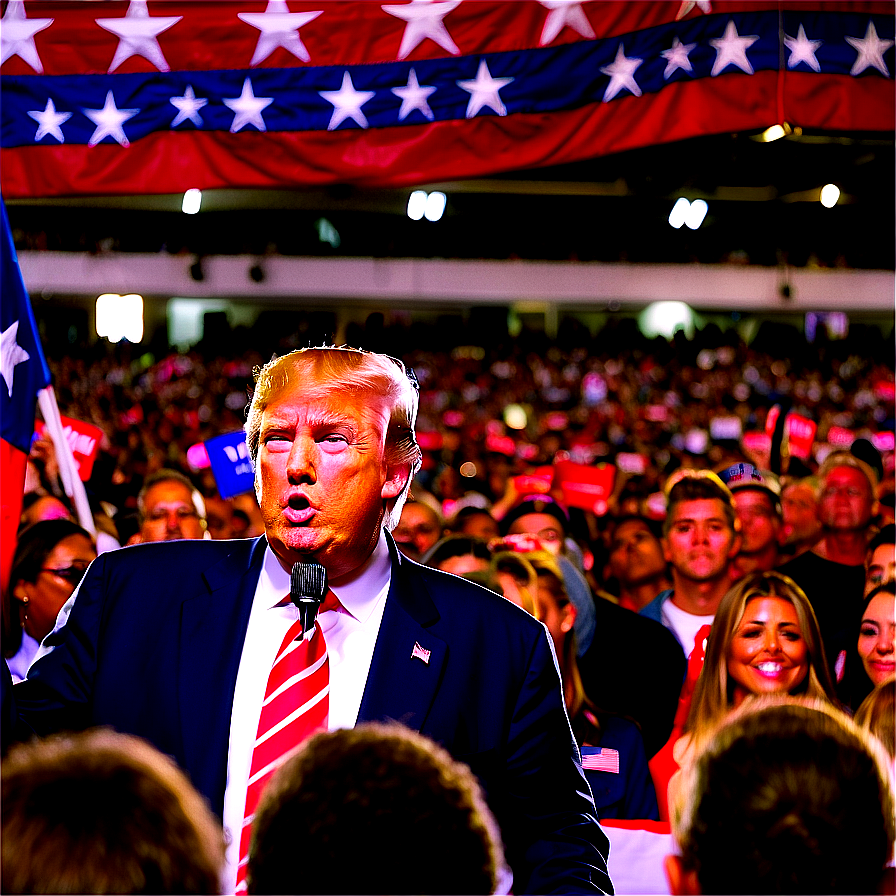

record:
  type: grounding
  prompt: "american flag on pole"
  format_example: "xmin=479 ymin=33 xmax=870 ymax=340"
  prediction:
xmin=0 ymin=1 xmax=892 ymax=198
xmin=0 ymin=196 xmax=52 ymax=591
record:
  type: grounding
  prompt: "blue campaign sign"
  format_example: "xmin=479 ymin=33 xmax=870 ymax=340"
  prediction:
xmin=205 ymin=430 xmax=255 ymax=499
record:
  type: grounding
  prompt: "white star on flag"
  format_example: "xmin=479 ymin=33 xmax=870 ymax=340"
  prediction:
xmin=538 ymin=1 xmax=595 ymax=47
xmin=27 ymin=98 xmax=71 ymax=143
xmin=83 ymin=91 xmax=140 ymax=147
xmin=223 ymin=78 xmax=273 ymax=132
xmin=170 ymin=85 xmax=207 ymax=127
xmin=457 ymin=59 xmax=513 ymax=118
xmin=320 ymin=71 xmax=376 ymax=130
xmin=237 ymin=1 xmax=323 ymax=66
xmin=846 ymin=21 xmax=893 ymax=77
xmin=95 ymin=0 xmax=181 ymax=74
xmin=0 ymin=0 xmax=53 ymax=73
xmin=0 ymin=321 xmax=31 ymax=399
xmin=381 ymin=0 xmax=461 ymax=60
xmin=392 ymin=68 xmax=437 ymax=121
xmin=710 ymin=19 xmax=759 ymax=77
xmin=784 ymin=24 xmax=823 ymax=72
xmin=661 ymin=36 xmax=696 ymax=79
xmin=600 ymin=44 xmax=643 ymax=101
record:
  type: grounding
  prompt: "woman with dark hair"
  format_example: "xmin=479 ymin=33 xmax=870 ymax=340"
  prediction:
xmin=4 ymin=519 xmax=95 ymax=682
xmin=838 ymin=581 xmax=896 ymax=712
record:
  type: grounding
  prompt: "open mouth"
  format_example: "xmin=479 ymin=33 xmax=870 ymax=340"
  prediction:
xmin=754 ymin=662 xmax=784 ymax=677
xmin=284 ymin=495 xmax=314 ymax=524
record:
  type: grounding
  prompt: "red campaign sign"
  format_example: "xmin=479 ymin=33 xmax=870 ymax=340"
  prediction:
xmin=786 ymin=413 xmax=817 ymax=460
xmin=553 ymin=461 xmax=616 ymax=515
xmin=34 ymin=415 xmax=103 ymax=481
xmin=512 ymin=466 xmax=554 ymax=495
xmin=764 ymin=407 xmax=817 ymax=460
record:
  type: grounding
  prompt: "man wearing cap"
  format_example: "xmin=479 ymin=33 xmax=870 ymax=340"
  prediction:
xmin=719 ymin=463 xmax=784 ymax=578
xmin=502 ymin=495 xmax=686 ymax=759
xmin=778 ymin=449 xmax=880 ymax=661
xmin=640 ymin=471 xmax=742 ymax=664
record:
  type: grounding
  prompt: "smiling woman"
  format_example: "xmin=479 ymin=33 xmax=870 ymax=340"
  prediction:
xmin=685 ymin=571 xmax=838 ymax=750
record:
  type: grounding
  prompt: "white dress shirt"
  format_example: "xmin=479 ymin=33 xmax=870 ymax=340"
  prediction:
xmin=221 ymin=531 xmax=392 ymax=894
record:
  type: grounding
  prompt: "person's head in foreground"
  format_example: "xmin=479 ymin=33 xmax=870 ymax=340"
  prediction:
xmin=686 ymin=571 xmax=837 ymax=742
xmin=667 ymin=697 xmax=895 ymax=895
xmin=247 ymin=723 xmax=503 ymax=895
xmin=1 ymin=728 xmax=224 ymax=894
xmin=855 ymin=675 xmax=896 ymax=761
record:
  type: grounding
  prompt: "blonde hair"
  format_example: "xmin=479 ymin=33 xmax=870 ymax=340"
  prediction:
xmin=686 ymin=571 xmax=837 ymax=745
xmin=855 ymin=676 xmax=895 ymax=761
xmin=245 ymin=346 xmax=422 ymax=529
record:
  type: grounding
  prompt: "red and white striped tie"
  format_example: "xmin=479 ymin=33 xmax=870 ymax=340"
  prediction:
xmin=234 ymin=593 xmax=338 ymax=893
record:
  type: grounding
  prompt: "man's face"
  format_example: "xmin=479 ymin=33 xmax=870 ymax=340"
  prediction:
xmin=608 ymin=519 xmax=667 ymax=587
xmin=257 ymin=384 xmax=407 ymax=580
xmin=819 ymin=466 xmax=875 ymax=532
xmin=662 ymin=498 xmax=740 ymax=583
xmin=733 ymin=490 xmax=781 ymax=555
xmin=140 ymin=481 xmax=206 ymax=542
xmin=781 ymin=482 xmax=821 ymax=545
xmin=392 ymin=503 xmax=442 ymax=562
xmin=507 ymin=512 xmax=565 ymax=556
xmin=865 ymin=543 xmax=896 ymax=597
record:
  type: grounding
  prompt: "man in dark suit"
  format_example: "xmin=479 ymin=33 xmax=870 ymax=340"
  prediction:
xmin=3 ymin=347 xmax=610 ymax=895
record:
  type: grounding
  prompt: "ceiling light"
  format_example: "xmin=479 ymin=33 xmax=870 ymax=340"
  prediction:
xmin=820 ymin=184 xmax=840 ymax=208
xmin=668 ymin=197 xmax=689 ymax=229
xmin=407 ymin=190 xmax=427 ymax=221
xmin=182 ymin=188 xmax=201 ymax=214
xmin=760 ymin=122 xmax=793 ymax=143
xmin=424 ymin=191 xmax=446 ymax=222
xmin=685 ymin=199 xmax=708 ymax=229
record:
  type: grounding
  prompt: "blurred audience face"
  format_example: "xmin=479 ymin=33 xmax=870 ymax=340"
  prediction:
xmin=858 ymin=592 xmax=896 ymax=686
xmin=733 ymin=490 xmax=781 ymax=556
xmin=439 ymin=553 xmax=490 ymax=577
xmin=20 ymin=495 xmax=73 ymax=527
xmin=13 ymin=533 xmax=95 ymax=643
xmin=507 ymin=512 xmax=564 ymax=556
xmin=726 ymin=597 xmax=808 ymax=706
xmin=393 ymin=502 xmax=442 ymax=561
xmin=139 ymin=480 xmax=206 ymax=543
xmin=781 ymin=481 xmax=821 ymax=548
xmin=533 ymin=572 xmax=575 ymax=658
xmin=204 ymin=495 xmax=234 ymax=540
xmin=456 ymin=510 xmax=500 ymax=542
xmin=608 ymin=519 xmax=667 ymax=587
xmin=866 ymin=542 xmax=896 ymax=596
xmin=819 ymin=466 xmax=875 ymax=532
xmin=662 ymin=498 xmax=739 ymax=584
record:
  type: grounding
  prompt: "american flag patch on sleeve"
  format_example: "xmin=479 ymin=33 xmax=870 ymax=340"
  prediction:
xmin=581 ymin=747 xmax=620 ymax=774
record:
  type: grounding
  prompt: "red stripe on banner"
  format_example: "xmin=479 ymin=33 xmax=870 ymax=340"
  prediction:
xmin=1 ymin=442 xmax=28 ymax=594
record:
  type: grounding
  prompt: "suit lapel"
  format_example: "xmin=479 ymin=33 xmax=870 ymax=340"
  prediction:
xmin=178 ymin=536 xmax=267 ymax=812
xmin=357 ymin=536 xmax=446 ymax=732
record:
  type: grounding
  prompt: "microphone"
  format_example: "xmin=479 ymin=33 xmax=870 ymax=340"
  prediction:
xmin=290 ymin=561 xmax=328 ymax=640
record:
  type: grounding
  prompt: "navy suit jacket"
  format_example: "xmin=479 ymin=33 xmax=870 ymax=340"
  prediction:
xmin=4 ymin=534 xmax=611 ymax=895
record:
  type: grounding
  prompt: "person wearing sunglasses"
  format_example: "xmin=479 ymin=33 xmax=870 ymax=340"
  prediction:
xmin=4 ymin=519 xmax=95 ymax=683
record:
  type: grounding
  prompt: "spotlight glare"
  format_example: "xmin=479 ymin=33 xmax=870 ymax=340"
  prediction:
xmin=424 ymin=191 xmax=446 ymax=222
xmin=820 ymin=184 xmax=840 ymax=208
xmin=668 ymin=197 xmax=689 ymax=229
xmin=685 ymin=199 xmax=708 ymax=230
xmin=407 ymin=190 xmax=427 ymax=220
xmin=761 ymin=124 xmax=787 ymax=143
xmin=182 ymin=188 xmax=201 ymax=214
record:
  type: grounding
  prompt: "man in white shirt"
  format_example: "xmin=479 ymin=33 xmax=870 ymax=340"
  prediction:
xmin=4 ymin=346 xmax=610 ymax=896
xmin=641 ymin=470 xmax=741 ymax=663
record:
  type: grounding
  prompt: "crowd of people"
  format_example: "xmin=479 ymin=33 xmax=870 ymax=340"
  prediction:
xmin=3 ymin=323 xmax=895 ymax=894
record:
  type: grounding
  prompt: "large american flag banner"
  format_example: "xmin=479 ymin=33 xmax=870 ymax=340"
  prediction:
xmin=1 ymin=1 xmax=893 ymax=198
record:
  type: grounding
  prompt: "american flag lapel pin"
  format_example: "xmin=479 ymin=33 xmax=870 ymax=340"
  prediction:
xmin=411 ymin=641 xmax=431 ymax=665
